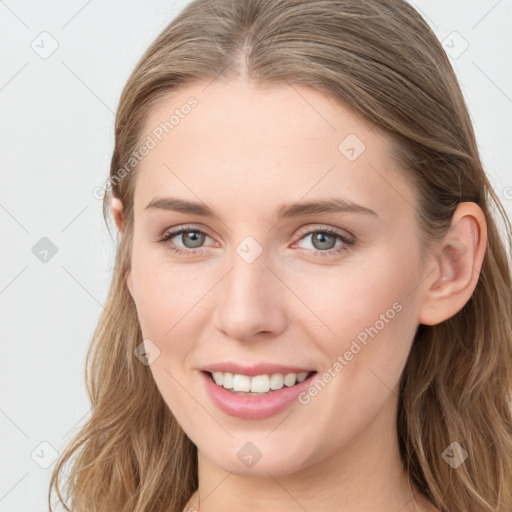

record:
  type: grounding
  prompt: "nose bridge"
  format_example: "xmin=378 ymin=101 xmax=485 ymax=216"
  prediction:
xmin=213 ymin=237 xmax=287 ymax=340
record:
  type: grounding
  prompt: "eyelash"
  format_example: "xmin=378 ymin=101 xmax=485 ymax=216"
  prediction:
xmin=155 ymin=224 xmax=356 ymax=258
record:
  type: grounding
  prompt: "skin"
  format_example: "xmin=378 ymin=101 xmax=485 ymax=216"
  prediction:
xmin=111 ymin=79 xmax=487 ymax=512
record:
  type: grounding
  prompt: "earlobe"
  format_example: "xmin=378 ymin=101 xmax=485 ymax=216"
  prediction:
xmin=418 ymin=202 xmax=487 ymax=326
xmin=111 ymin=196 xmax=124 ymax=236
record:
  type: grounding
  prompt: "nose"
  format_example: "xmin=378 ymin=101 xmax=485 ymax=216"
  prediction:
xmin=213 ymin=247 xmax=288 ymax=342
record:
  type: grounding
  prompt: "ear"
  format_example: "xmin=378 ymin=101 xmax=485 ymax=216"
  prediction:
xmin=111 ymin=196 xmax=134 ymax=297
xmin=418 ymin=202 xmax=487 ymax=326
xmin=111 ymin=196 xmax=124 ymax=235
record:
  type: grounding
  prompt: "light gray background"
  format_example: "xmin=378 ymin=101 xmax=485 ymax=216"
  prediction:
xmin=1 ymin=1 xmax=511 ymax=510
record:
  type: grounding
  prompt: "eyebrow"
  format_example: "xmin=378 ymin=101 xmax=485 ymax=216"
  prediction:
xmin=144 ymin=196 xmax=378 ymax=218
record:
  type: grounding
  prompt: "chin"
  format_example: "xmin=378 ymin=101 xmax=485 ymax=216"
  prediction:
xmin=197 ymin=432 xmax=319 ymax=478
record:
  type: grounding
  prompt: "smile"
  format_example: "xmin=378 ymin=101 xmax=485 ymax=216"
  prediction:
xmin=201 ymin=370 xmax=318 ymax=419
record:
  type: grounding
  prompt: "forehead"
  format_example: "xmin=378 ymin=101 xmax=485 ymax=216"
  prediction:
xmin=132 ymin=80 xmax=417 ymax=223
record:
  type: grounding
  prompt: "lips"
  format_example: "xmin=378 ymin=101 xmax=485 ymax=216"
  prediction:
xmin=199 ymin=362 xmax=318 ymax=420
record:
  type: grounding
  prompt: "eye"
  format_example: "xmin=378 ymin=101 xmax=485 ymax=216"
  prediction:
xmin=155 ymin=225 xmax=213 ymax=256
xmin=294 ymin=227 xmax=355 ymax=257
xmin=155 ymin=225 xmax=356 ymax=258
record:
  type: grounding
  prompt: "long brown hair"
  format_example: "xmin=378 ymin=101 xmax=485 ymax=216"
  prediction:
xmin=49 ymin=1 xmax=512 ymax=510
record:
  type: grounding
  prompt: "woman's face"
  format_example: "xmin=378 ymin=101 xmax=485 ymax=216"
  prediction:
xmin=125 ymin=80 xmax=429 ymax=477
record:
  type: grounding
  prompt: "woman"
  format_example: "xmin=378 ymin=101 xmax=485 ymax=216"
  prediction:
xmin=49 ymin=0 xmax=512 ymax=511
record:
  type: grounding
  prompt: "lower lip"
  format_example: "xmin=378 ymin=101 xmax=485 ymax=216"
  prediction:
xmin=200 ymin=370 xmax=317 ymax=420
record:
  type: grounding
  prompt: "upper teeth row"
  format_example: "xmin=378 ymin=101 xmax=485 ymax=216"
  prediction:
xmin=211 ymin=371 xmax=310 ymax=393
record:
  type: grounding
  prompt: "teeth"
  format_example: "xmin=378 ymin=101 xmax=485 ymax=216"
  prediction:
xmin=232 ymin=374 xmax=251 ymax=392
xmin=296 ymin=371 xmax=309 ymax=383
xmin=212 ymin=372 xmax=223 ymax=386
xmin=222 ymin=372 xmax=233 ymax=389
xmin=251 ymin=374 xmax=270 ymax=393
xmin=210 ymin=371 xmax=311 ymax=393
xmin=270 ymin=373 xmax=284 ymax=390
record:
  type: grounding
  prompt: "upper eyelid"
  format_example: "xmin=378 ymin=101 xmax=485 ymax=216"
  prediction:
xmin=162 ymin=225 xmax=214 ymax=241
xmin=296 ymin=224 xmax=352 ymax=238
xmin=161 ymin=223 xmax=350 ymax=234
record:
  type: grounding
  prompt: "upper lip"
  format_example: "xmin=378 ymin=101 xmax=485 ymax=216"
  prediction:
xmin=201 ymin=362 xmax=316 ymax=377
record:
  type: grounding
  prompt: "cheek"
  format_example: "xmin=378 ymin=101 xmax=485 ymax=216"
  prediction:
xmin=129 ymin=242 xmax=203 ymax=334
xmin=287 ymin=260 xmax=418 ymax=444
xmin=128 ymin=251 xmax=208 ymax=418
xmin=295 ymin=251 xmax=419 ymax=382
xmin=128 ymin=252 xmax=224 ymax=375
